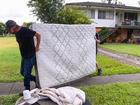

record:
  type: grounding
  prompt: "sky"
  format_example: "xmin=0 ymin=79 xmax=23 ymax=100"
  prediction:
xmin=0 ymin=0 xmax=139 ymax=25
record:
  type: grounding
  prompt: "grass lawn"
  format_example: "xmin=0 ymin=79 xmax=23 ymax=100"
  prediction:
xmin=0 ymin=37 xmax=22 ymax=82
xmin=82 ymin=82 xmax=140 ymax=105
xmin=0 ymin=94 xmax=20 ymax=105
xmin=0 ymin=37 xmax=140 ymax=82
xmin=92 ymin=54 xmax=140 ymax=76
xmin=1 ymin=82 xmax=140 ymax=105
xmin=100 ymin=43 xmax=140 ymax=57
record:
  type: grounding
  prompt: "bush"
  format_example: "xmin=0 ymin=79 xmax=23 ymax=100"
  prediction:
xmin=23 ymin=22 xmax=33 ymax=28
xmin=0 ymin=22 xmax=6 ymax=36
xmin=98 ymin=27 xmax=109 ymax=36
xmin=57 ymin=7 xmax=91 ymax=24
xmin=98 ymin=27 xmax=110 ymax=44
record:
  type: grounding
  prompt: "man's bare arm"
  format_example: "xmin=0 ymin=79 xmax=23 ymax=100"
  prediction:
xmin=35 ymin=32 xmax=41 ymax=52
xmin=96 ymin=39 xmax=101 ymax=44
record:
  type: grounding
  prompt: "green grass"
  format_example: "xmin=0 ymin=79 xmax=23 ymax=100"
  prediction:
xmin=1 ymin=82 xmax=140 ymax=105
xmin=100 ymin=43 xmax=140 ymax=57
xmin=82 ymin=82 xmax=140 ymax=105
xmin=0 ymin=37 xmax=22 ymax=82
xmin=0 ymin=37 xmax=140 ymax=82
xmin=0 ymin=94 xmax=20 ymax=105
xmin=93 ymin=54 xmax=140 ymax=76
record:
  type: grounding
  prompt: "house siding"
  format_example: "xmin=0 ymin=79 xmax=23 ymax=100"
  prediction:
xmin=91 ymin=9 xmax=116 ymax=27
xmin=92 ymin=19 xmax=116 ymax=27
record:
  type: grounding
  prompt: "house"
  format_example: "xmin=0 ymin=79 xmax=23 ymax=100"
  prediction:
xmin=66 ymin=2 xmax=140 ymax=43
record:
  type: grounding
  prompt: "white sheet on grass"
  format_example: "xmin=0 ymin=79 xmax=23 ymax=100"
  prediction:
xmin=32 ymin=23 xmax=96 ymax=88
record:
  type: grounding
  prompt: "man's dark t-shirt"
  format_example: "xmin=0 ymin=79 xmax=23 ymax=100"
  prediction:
xmin=15 ymin=27 xmax=36 ymax=58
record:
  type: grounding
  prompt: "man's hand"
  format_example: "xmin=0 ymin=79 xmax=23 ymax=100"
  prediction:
xmin=35 ymin=32 xmax=41 ymax=52
xmin=35 ymin=47 xmax=40 ymax=52
xmin=96 ymin=39 xmax=101 ymax=44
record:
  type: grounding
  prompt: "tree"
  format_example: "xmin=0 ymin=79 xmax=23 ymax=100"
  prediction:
xmin=57 ymin=7 xmax=91 ymax=24
xmin=0 ymin=22 xmax=6 ymax=35
xmin=28 ymin=0 xmax=63 ymax=23
xmin=23 ymin=22 xmax=33 ymax=28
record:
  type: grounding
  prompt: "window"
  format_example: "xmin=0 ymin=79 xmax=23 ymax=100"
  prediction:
xmin=91 ymin=10 xmax=95 ymax=19
xmin=98 ymin=10 xmax=114 ymax=19
xmin=98 ymin=10 xmax=106 ymax=19
xmin=124 ymin=12 xmax=137 ymax=21
xmin=106 ymin=11 xmax=114 ymax=19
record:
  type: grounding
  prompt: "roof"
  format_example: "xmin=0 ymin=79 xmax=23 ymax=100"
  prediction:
xmin=66 ymin=2 xmax=140 ymax=11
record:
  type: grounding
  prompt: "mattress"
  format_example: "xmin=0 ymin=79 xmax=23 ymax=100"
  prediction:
xmin=32 ymin=23 xmax=96 ymax=88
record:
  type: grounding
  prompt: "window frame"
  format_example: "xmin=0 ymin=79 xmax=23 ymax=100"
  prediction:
xmin=98 ymin=10 xmax=114 ymax=20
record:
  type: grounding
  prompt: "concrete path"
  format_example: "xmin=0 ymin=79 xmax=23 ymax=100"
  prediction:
xmin=1 ymin=73 xmax=140 ymax=96
xmin=99 ymin=48 xmax=140 ymax=67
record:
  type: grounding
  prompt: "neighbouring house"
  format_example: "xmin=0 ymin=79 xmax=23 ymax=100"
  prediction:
xmin=66 ymin=2 xmax=140 ymax=43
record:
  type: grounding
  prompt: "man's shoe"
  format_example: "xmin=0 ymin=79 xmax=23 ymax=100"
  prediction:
xmin=97 ymin=68 xmax=102 ymax=76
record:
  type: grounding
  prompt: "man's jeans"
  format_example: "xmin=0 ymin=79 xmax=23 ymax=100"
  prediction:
xmin=20 ymin=55 xmax=36 ymax=90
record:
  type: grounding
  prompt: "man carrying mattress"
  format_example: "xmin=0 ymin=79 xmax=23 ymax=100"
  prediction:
xmin=5 ymin=20 xmax=41 ymax=90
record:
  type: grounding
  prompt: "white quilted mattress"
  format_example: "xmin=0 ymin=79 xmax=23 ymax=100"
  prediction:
xmin=32 ymin=23 xmax=96 ymax=88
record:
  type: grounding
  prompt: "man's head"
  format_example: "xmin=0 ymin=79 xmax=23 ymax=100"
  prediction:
xmin=5 ymin=20 xmax=19 ymax=34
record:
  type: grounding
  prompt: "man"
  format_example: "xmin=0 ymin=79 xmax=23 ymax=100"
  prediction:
xmin=5 ymin=20 xmax=41 ymax=90
xmin=95 ymin=33 xmax=102 ymax=76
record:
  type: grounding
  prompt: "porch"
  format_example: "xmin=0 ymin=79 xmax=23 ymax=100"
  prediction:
xmin=116 ymin=12 xmax=140 ymax=29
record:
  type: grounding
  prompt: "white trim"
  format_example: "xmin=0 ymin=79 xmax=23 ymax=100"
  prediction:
xmin=78 ymin=6 xmax=140 ymax=12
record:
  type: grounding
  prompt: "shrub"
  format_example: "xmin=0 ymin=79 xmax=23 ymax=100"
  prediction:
xmin=57 ymin=7 xmax=91 ymax=24
xmin=0 ymin=22 xmax=6 ymax=36
xmin=98 ymin=27 xmax=109 ymax=36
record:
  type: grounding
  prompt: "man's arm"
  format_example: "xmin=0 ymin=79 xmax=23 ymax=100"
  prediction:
xmin=95 ymin=33 xmax=101 ymax=44
xmin=35 ymin=32 xmax=41 ymax=52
